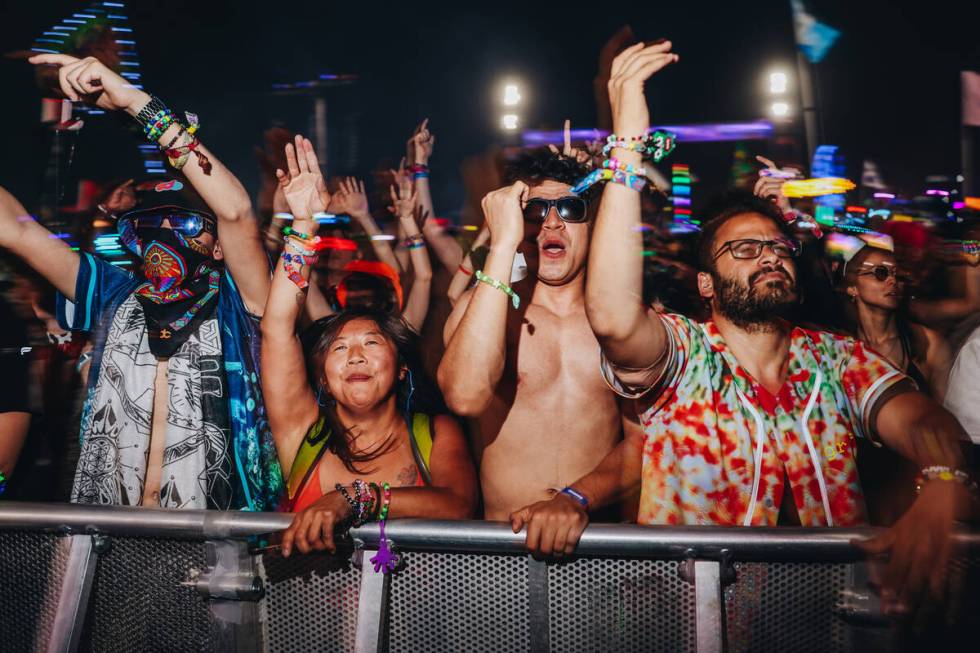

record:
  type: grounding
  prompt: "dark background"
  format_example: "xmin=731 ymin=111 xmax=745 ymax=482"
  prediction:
xmin=1 ymin=0 xmax=978 ymax=217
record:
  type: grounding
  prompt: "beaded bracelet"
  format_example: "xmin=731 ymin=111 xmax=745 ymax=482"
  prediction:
xmin=281 ymin=251 xmax=310 ymax=290
xmin=602 ymin=129 xmax=676 ymax=163
xmin=335 ymin=483 xmax=361 ymax=524
xmin=285 ymin=238 xmax=317 ymax=258
xmin=0 ymin=470 xmax=7 ymax=497
xmin=353 ymin=479 xmax=376 ymax=521
xmin=475 ymin=270 xmax=520 ymax=309
xmin=914 ymin=466 xmax=978 ymax=496
xmin=609 ymin=169 xmax=647 ymax=192
xmin=458 ymin=264 xmax=473 ymax=276
xmin=603 ymin=157 xmax=647 ymax=176
xmin=378 ymin=482 xmax=392 ymax=521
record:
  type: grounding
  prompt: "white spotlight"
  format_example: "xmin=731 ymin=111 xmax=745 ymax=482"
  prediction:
xmin=770 ymin=101 xmax=790 ymax=117
xmin=769 ymin=72 xmax=788 ymax=94
xmin=501 ymin=114 xmax=519 ymax=130
xmin=503 ymin=84 xmax=521 ymax=106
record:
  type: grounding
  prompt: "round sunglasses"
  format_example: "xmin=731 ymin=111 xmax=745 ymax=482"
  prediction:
xmin=857 ymin=263 xmax=908 ymax=283
xmin=118 ymin=207 xmax=217 ymax=239
xmin=522 ymin=197 xmax=589 ymax=224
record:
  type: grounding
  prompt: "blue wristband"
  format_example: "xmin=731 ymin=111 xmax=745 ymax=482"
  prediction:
xmin=560 ymin=486 xmax=589 ymax=509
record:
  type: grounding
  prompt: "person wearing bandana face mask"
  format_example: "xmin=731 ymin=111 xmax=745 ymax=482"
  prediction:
xmin=0 ymin=53 xmax=283 ymax=512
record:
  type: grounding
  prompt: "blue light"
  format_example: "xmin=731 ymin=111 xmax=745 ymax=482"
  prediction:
xmin=111 ymin=27 xmax=133 ymax=32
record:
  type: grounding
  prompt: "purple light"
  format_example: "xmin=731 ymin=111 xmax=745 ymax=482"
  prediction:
xmin=522 ymin=120 xmax=774 ymax=146
xmin=953 ymin=201 xmax=966 ymax=209
xmin=873 ymin=192 xmax=895 ymax=199
xmin=925 ymin=189 xmax=950 ymax=196
xmin=672 ymin=197 xmax=692 ymax=206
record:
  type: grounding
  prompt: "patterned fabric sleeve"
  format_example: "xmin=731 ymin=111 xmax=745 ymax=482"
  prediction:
xmin=56 ymin=252 xmax=133 ymax=332
xmin=839 ymin=338 xmax=912 ymax=443
xmin=599 ymin=312 xmax=692 ymax=402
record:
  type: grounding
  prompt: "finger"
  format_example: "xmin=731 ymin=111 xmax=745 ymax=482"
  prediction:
xmin=29 ymin=53 xmax=81 ymax=67
xmin=281 ymin=519 xmax=300 ymax=557
xmin=525 ymin=515 xmax=542 ymax=554
xmin=563 ymin=119 xmax=572 ymax=156
xmin=852 ymin=531 xmax=896 ymax=556
xmin=275 ymin=168 xmax=287 ymax=184
xmin=565 ymin=520 xmax=587 ymax=555
xmin=552 ymin=522 xmax=570 ymax=559
xmin=548 ymin=144 xmax=560 ymax=155
xmin=622 ymin=53 xmax=679 ymax=84
xmin=285 ymin=143 xmax=300 ymax=179
xmin=420 ymin=118 xmax=429 ymax=133
xmin=294 ymin=135 xmax=309 ymax=174
xmin=389 ymin=185 xmax=398 ymax=205
xmin=617 ymin=42 xmax=673 ymax=79
xmin=320 ymin=516 xmax=337 ymax=553
xmin=302 ymin=137 xmax=320 ymax=174
xmin=294 ymin=514 xmax=314 ymax=554
xmin=756 ymin=155 xmax=777 ymax=169
xmin=537 ymin=519 xmax=555 ymax=556
xmin=753 ymin=177 xmax=767 ymax=196
xmin=358 ymin=180 xmax=366 ymax=195
xmin=306 ymin=513 xmax=326 ymax=551
xmin=76 ymin=64 xmax=105 ymax=95
xmin=609 ymin=41 xmax=646 ymax=77
xmin=510 ymin=510 xmax=526 ymax=533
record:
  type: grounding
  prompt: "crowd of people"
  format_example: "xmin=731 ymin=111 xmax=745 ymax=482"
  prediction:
xmin=0 ymin=41 xmax=978 ymax=615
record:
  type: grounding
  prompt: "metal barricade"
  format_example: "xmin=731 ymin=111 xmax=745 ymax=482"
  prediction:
xmin=1 ymin=502 xmax=977 ymax=653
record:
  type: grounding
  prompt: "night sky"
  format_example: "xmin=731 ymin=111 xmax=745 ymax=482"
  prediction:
xmin=1 ymin=0 xmax=977 ymax=217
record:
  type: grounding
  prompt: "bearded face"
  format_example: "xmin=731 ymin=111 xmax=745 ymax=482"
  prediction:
xmin=714 ymin=264 xmax=798 ymax=330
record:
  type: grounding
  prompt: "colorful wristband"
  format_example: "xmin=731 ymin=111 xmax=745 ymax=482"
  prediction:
xmin=560 ymin=486 xmax=589 ymax=509
xmin=474 ymin=270 xmax=520 ymax=309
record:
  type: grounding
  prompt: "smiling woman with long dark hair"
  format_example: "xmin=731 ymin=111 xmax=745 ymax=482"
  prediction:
xmin=259 ymin=136 xmax=476 ymax=558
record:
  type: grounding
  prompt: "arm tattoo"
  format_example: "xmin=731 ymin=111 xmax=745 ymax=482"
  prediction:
xmin=295 ymin=291 xmax=306 ymax=307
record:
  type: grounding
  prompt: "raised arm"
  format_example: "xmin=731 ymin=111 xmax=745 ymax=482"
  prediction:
xmin=407 ymin=119 xmax=463 ymax=271
xmin=333 ymin=177 xmax=402 ymax=273
xmin=447 ymin=225 xmax=489 ymax=305
xmin=0 ymin=186 xmax=79 ymax=299
xmin=584 ymin=42 xmax=678 ymax=371
xmin=29 ymin=54 xmax=270 ymax=315
xmin=259 ymin=136 xmax=325 ymax=473
xmin=389 ymin=180 xmax=432 ymax=333
xmin=437 ymin=183 xmax=527 ymax=416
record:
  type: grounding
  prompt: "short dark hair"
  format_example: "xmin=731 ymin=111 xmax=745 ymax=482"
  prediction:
xmin=504 ymin=148 xmax=598 ymax=202
xmin=695 ymin=190 xmax=791 ymax=272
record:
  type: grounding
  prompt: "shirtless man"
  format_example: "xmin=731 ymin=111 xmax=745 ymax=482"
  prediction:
xmin=0 ymin=54 xmax=281 ymax=510
xmin=438 ymin=150 xmax=634 ymax=521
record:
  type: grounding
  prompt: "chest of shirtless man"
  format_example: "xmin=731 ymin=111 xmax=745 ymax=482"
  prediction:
xmin=474 ymin=295 xmax=622 ymax=520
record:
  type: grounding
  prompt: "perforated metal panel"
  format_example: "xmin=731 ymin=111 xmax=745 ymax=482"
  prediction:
xmin=0 ymin=531 xmax=70 ymax=652
xmin=387 ymin=551 xmax=531 ymax=653
xmin=79 ymin=537 xmax=214 ymax=653
xmin=549 ymin=557 xmax=696 ymax=653
xmin=725 ymin=562 xmax=849 ymax=653
xmin=262 ymin=551 xmax=361 ymax=653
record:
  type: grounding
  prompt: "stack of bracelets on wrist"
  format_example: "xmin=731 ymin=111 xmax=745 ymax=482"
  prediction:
xmin=914 ymin=465 xmax=978 ymax=496
xmin=570 ymin=164 xmax=647 ymax=195
xmin=0 ymin=470 xmax=7 ymax=497
xmin=601 ymin=129 xmax=676 ymax=162
xmin=403 ymin=233 xmax=426 ymax=250
xmin=336 ymin=480 xmax=393 ymax=527
xmin=571 ymin=128 xmax=676 ymax=196
xmin=281 ymin=227 xmax=321 ymax=289
xmin=134 ymin=96 xmax=212 ymax=174
xmin=410 ymin=164 xmax=429 ymax=180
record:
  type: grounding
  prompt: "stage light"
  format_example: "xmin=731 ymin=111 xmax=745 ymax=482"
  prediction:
xmin=501 ymin=114 xmax=519 ymax=130
xmin=503 ymin=84 xmax=521 ymax=106
xmin=769 ymin=71 xmax=788 ymax=94
xmin=771 ymin=101 xmax=790 ymax=117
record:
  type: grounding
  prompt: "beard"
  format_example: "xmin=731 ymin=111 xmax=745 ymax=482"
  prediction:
xmin=715 ymin=267 xmax=798 ymax=331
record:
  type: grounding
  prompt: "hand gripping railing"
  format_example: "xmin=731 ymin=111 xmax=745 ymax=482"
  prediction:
xmin=1 ymin=502 xmax=978 ymax=653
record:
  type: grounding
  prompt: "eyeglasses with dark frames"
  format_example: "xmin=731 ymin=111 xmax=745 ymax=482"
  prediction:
xmin=713 ymin=238 xmax=800 ymax=261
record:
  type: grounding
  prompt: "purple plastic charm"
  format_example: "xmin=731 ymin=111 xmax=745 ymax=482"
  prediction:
xmin=369 ymin=520 xmax=400 ymax=574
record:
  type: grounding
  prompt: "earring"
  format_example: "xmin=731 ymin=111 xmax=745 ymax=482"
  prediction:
xmin=403 ymin=369 xmax=415 ymax=415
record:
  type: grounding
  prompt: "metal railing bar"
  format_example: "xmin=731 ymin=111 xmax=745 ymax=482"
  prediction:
xmin=1 ymin=503 xmax=978 ymax=561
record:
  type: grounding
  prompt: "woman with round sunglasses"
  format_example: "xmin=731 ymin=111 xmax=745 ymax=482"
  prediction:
xmin=842 ymin=245 xmax=952 ymax=401
xmin=842 ymin=244 xmax=954 ymax=526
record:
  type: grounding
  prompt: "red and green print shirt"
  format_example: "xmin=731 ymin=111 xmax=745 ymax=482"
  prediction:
xmin=601 ymin=314 xmax=911 ymax=527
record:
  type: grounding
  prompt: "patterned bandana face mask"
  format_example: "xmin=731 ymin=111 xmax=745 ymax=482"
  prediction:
xmin=132 ymin=226 xmax=221 ymax=358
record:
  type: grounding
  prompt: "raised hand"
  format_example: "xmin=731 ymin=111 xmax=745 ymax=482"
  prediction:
xmin=408 ymin=119 xmax=436 ymax=166
xmin=28 ymin=54 xmax=147 ymax=113
xmin=548 ymin=119 xmax=597 ymax=167
xmin=332 ymin=177 xmax=370 ymax=217
xmin=754 ymin=155 xmax=798 ymax=213
xmin=481 ymin=182 xmax=528 ymax=250
xmin=388 ymin=176 xmax=419 ymax=220
xmin=608 ymin=40 xmax=679 ymax=139
xmin=276 ymin=135 xmax=328 ymax=220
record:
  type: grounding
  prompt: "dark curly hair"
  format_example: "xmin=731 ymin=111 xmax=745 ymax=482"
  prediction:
xmin=504 ymin=147 xmax=598 ymax=202
xmin=695 ymin=190 xmax=791 ymax=273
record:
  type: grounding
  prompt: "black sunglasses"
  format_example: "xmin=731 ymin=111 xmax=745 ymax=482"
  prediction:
xmin=858 ymin=264 xmax=908 ymax=283
xmin=713 ymin=238 xmax=800 ymax=260
xmin=119 ymin=207 xmax=217 ymax=239
xmin=522 ymin=197 xmax=589 ymax=224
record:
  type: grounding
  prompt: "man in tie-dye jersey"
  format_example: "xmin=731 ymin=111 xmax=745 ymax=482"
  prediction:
xmin=511 ymin=40 xmax=975 ymax=614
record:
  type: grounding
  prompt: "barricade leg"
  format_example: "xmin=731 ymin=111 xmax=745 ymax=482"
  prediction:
xmin=693 ymin=559 xmax=724 ymax=653
xmin=354 ymin=549 xmax=390 ymax=653
xmin=45 ymin=534 xmax=101 ymax=653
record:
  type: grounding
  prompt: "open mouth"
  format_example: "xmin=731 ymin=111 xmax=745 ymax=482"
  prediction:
xmin=539 ymin=239 xmax=567 ymax=258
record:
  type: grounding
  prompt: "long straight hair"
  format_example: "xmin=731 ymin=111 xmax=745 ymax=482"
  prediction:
xmin=300 ymin=307 xmax=445 ymax=474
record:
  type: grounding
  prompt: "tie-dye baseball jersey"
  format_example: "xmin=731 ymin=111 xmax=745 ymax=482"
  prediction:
xmin=601 ymin=314 xmax=911 ymax=527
